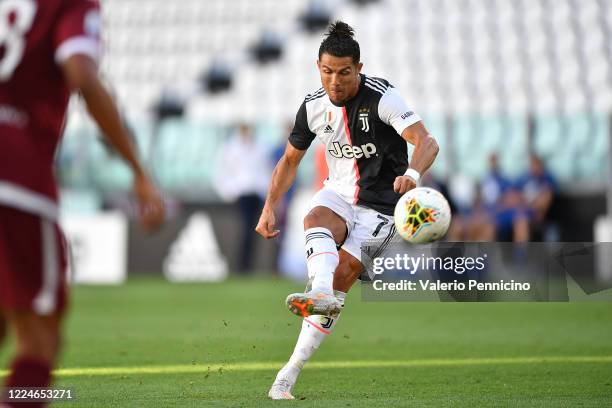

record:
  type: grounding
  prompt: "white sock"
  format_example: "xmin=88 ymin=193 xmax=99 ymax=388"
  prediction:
xmin=275 ymin=291 xmax=346 ymax=384
xmin=304 ymin=227 xmax=339 ymax=293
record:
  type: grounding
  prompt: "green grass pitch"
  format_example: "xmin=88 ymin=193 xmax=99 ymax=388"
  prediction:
xmin=1 ymin=277 xmax=612 ymax=407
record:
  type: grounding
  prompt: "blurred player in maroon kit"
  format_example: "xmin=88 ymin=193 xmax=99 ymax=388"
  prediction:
xmin=0 ymin=0 xmax=164 ymax=405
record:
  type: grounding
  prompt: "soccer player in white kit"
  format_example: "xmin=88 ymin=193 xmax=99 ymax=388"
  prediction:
xmin=255 ymin=21 xmax=439 ymax=400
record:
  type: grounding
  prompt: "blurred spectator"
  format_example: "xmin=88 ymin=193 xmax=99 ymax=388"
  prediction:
xmin=421 ymin=173 xmax=481 ymax=242
xmin=481 ymin=154 xmax=529 ymax=242
xmin=447 ymin=188 xmax=496 ymax=241
xmin=444 ymin=173 xmax=495 ymax=242
xmin=453 ymin=154 xmax=557 ymax=243
xmin=214 ymin=123 xmax=271 ymax=273
xmin=516 ymin=154 xmax=557 ymax=241
xmin=481 ymin=154 xmax=512 ymax=209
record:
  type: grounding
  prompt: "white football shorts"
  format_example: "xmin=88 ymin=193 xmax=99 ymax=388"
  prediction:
xmin=308 ymin=186 xmax=397 ymax=263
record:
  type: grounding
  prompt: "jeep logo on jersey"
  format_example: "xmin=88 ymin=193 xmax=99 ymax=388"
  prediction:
xmin=329 ymin=141 xmax=377 ymax=159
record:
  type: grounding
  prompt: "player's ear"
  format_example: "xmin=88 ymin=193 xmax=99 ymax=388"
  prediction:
xmin=356 ymin=62 xmax=363 ymax=75
xmin=316 ymin=60 xmax=321 ymax=70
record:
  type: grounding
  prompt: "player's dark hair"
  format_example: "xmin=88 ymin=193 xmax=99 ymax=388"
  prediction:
xmin=318 ymin=21 xmax=360 ymax=64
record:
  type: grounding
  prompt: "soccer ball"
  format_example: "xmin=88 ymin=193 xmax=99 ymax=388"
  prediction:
xmin=393 ymin=187 xmax=451 ymax=243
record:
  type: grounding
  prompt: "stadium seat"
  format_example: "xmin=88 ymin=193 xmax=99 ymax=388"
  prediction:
xmin=498 ymin=115 xmax=529 ymax=179
xmin=533 ymin=115 xmax=563 ymax=158
xmin=150 ymin=120 xmax=225 ymax=194
xmin=575 ymin=113 xmax=609 ymax=179
xmin=451 ymin=116 xmax=490 ymax=181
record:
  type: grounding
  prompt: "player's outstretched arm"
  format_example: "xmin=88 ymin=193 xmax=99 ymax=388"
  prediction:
xmin=61 ymin=55 xmax=165 ymax=232
xmin=394 ymin=121 xmax=439 ymax=194
xmin=256 ymin=142 xmax=306 ymax=239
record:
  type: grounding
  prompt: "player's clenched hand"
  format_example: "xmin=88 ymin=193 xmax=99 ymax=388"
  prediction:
xmin=393 ymin=175 xmax=417 ymax=195
xmin=255 ymin=207 xmax=280 ymax=239
xmin=134 ymin=174 xmax=165 ymax=232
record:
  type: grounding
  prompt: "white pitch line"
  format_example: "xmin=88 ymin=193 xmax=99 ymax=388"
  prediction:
xmin=0 ymin=356 xmax=611 ymax=378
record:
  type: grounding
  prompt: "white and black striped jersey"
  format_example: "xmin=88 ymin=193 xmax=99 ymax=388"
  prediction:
xmin=289 ymin=74 xmax=422 ymax=215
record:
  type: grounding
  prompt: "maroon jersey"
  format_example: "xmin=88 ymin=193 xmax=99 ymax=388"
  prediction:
xmin=0 ymin=0 xmax=100 ymax=220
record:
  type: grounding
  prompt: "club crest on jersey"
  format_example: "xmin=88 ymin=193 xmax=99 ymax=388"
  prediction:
xmin=329 ymin=141 xmax=377 ymax=159
xmin=325 ymin=111 xmax=333 ymax=123
xmin=359 ymin=112 xmax=369 ymax=132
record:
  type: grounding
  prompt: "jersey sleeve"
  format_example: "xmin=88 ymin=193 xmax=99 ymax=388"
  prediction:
xmin=53 ymin=0 xmax=102 ymax=65
xmin=288 ymin=101 xmax=316 ymax=150
xmin=377 ymin=87 xmax=422 ymax=136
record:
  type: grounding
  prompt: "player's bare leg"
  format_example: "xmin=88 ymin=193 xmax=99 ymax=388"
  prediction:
xmin=269 ymin=250 xmax=363 ymax=400
xmin=285 ymin=207 xmax=347 ymax=318
xmin=332 ymin=251 xmax=364 ymax=293
xmin=6 ymin=311 xmax=62 ymax=363
xmin=2 ymin=310 xmax=62 ymax=407
xmin=513 ymin=215 xmax=530 ymax=243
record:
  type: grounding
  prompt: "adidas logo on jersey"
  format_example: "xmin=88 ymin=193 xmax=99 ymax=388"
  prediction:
xmin=329 ymin=141 xmax=377 ymax=159
xmin=323 ymin=125 xmax=334 ymax=134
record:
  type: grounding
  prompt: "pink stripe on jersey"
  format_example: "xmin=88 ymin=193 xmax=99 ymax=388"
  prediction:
xmin=342 ymin=107 xmax=360 ymax=204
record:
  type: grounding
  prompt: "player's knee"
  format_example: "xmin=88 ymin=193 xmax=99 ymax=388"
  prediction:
xmin=303 ymin=208 xmax=326 ymax=229
xmin=304 ymin=207 xmax=346 ymax=244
